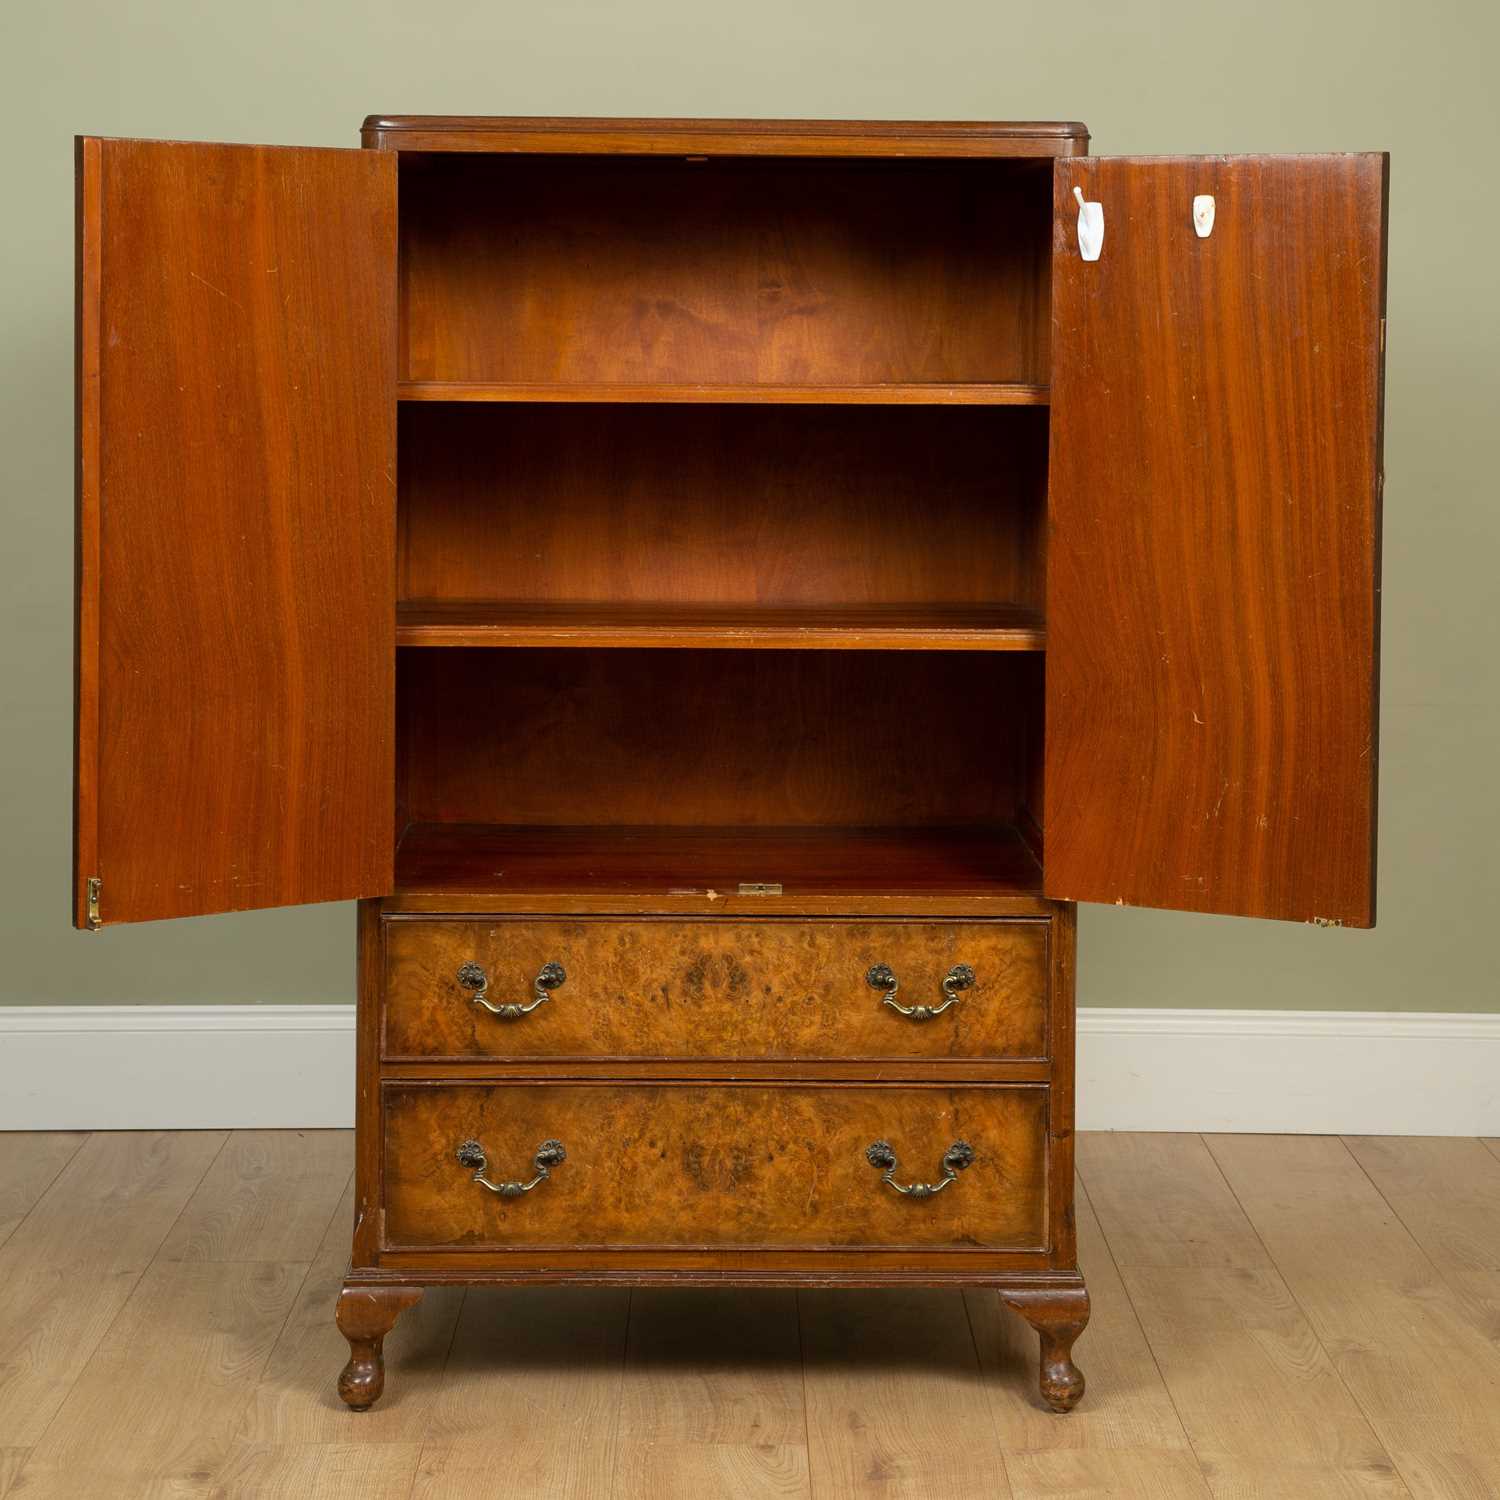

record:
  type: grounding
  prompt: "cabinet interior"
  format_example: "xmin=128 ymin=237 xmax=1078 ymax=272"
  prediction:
xmin=393 ymin=150 xmax=1053 ymax=900
xmin=398 ymin=153 xmax=1053 ymax=389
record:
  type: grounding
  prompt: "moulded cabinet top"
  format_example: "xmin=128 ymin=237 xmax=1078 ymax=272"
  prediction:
xmin=360 ymin=115 xmax=1091 ymax=157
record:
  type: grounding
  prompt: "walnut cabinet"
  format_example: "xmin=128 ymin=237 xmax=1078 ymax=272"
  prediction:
xmin=73 ymin=117 xmax=1387 ymax=1413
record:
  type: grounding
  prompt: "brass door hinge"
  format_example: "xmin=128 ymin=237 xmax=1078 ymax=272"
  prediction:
xmin=738 ymin=882 xmax=783 ymax=896
xmin=86 ymin=876 xmax=102 ymax=929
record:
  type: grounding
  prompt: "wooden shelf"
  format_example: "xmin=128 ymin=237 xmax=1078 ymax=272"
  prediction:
xmin=396 ymin=602 xmax=1046 ymax=651
xmin=394 ymin=823 xmax=1043 ymax=901
xmin=397 ymin=381 xmax=1050 ymax=406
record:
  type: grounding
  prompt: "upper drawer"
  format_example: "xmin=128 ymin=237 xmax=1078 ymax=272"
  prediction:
xmin=382 ymin=916 xmax=1049 ymax=1062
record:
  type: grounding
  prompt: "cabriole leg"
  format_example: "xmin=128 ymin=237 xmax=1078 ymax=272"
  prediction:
xmin=999 ymin=1283 xmax=1090 ymax=1413
xmin=336 ymin=1284 xmax=422 ymax=1411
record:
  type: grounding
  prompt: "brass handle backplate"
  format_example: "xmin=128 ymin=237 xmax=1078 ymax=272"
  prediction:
xmin=457 ymin=960 xmax=566 ymax=1020
xmin=456 ymin=1138 xmax=566 ymax=1198
xmin=865 ymin=1139 xmax=975 ymax=1198
xmin=866 ymin=962 xmax=974 ymax=1021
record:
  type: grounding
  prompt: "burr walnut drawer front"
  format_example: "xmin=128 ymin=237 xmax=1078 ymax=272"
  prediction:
xmin=382 ymin=916 xmax=1049 ymax=1061
xmin=382 ymin=1082 xmax=1048 ymax=1251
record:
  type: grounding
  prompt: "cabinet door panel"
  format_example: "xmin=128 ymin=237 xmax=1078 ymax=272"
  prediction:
xmin=1045 ymin=155 xmax=1386 ymax=926
xmin=75 ymin=138 xmax=397 ymax=925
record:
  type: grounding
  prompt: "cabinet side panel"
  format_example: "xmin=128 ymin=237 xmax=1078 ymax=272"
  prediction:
xmin=88 ymin=139 xmax=398 ymax=923
xmin=1046 ymin=155 xmax=1386 ymax=926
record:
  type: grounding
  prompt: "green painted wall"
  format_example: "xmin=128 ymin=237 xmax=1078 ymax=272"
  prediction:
xmin=2 ymin=0 xmax=1494 ymax=1010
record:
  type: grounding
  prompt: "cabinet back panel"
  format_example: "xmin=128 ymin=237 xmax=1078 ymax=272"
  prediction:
xmin=400 ymin=155 xmax=1051 ymax=385
xmin=399 ymin=649 xmax=1038 ymax=829
xmin=398 ymin=404 xmax=1047 ymax=608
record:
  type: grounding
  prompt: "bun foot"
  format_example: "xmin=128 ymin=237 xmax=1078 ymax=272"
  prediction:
xmin=999 ymin=1282 xmax=1090 ymax=1414
xmin=1039 ymin=1331 xmax=1087 ymax=1412
xmin=336 ymin=1285 xmax=422 ymax=1411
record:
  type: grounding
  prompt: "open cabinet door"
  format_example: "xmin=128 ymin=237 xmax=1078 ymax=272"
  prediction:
xmin=75 ymin=138 xmax=397 ymax=926
xmin=1045 ymin=155 xmax=1387 ymax=926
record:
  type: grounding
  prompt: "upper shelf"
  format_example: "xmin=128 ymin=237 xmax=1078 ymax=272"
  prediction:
xmin=397 ymin=381 xmax=1051 ymax=406
xmin=396 ymin=602 xmax=1046 ymax=651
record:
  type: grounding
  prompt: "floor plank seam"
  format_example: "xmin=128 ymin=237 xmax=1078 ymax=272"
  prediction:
xmin=405 ymin=1283 xmax=469 ymax=1500
xmin=0 ymin=1132 xmax=89 ymax=1256
xmin=794 ymin=1288 xmax=817 ymax=1500
xmin=1335 ymin=1134 xmax=1500 ymax=1499
xmin=1073 ymin=1168 xmax=1216 ymax=1494
xmin=1200 ymin=1133 xmax=1420 ymax=1498
xmin=9 ymin=1130 xmax=235 ymax=1492
xmin=604 ymin=1286 xmax=636 ymax=1500
xmin=959 ymin=1283 xmax=1023 ymax=1500
xmin=215 ymin=1163 xmax=358 ymax=1479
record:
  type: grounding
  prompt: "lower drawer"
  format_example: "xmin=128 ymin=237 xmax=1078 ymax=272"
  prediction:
xmin=383 ymin=1082 xmax=1048 ymax=1252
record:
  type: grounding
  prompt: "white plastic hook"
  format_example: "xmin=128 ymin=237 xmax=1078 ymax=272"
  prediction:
xmin=1193 ymin=194 xmax=1215 ymax=238
xmin=1073 ymin=185 xmax=1103 ymax=262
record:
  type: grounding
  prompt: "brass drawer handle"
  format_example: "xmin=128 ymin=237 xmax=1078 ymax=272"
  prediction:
xmin=456 ymin=1138 xmax=566 ymax=1198
xmin=866 ymin=962 xmax=974 ymax=1021
xmin=865 ymin=1139 xmax=975 ymax=1198
xmin=456 ymin=960 xmax=566 ymax=1020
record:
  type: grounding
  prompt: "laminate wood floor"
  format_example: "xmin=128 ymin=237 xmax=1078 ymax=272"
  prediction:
xmin=1 ymin=1131 xmax=1496 ymax=1498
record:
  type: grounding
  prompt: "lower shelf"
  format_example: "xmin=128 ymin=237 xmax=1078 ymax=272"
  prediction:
xmin=393 ymin=823 xmax=1043 ymax=902
xmin=395 ymin=601 xmax=1046 ymax=651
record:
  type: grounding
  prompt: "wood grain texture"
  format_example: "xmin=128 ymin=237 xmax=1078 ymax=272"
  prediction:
xmin=1003 ymin=1448 xmax=1213 ymax=1499
xmin=76 ymin=138 xmax=397 ymax=925
xmin=1046 ymin=154 xmax=1387 ymax=926
xmin=0 ymin=1450 xmax=27 ymax=1500
xmin=0 ymin=1133 xmax=86 ymax=1252
xmin=409 ymin=1286 xmax=630 ymax=1500
xmin=397 ymin=380 xmax=1050 ymax=404
xmin=158 ymin=1128 xmax=353 ymax=1263
xmin=399 ymin=649 xmax=1042 ymax=830
xmin=382 ymin=914 xmax=1048 ymax=1063
xmin=383 ymin=1083 xmax=1047 ymax=1252
xmin=400 ymin=155 xmax=1052 ymax=386
xmin=398 ymin=403 xmax=1047 ymax=613
xmin=365 ymin=115 xmax=1089 ymax=157
xmin=210 ymin=1441 xmax=425 ymax=1499
xmin=1390 ymin=1451 xmax=1500 ymax=1500
xmin=1207 ymin=1134 xmax=1500 ymax=1473
xmin=1080 ymin=1135 xmax=1405 ymax=1496
xmin=1076 ymin=1131 xmax=1272 ymax=1271
xmin=613 ymin=1289 xmax=810 ymax=1499
xmin=1343 ymin=1137 xmax=1500 ymax=1431
xmin=10 ymin=1260 xmax=302 ymax=1500
xmin=0 ymin=1130 xmax=225 ymax=1445
xmin=1342 ymin=1135 xmax=1500 ymax=1273
xmin=396 ymin=602 xmax=1046 ymax=651
xmin=800 ymin=1287 xmax=1015 ymax=1499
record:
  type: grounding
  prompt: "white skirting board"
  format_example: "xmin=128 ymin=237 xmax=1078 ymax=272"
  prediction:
xmin=0 ymin=1006 xmax=1496 ymax=1134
